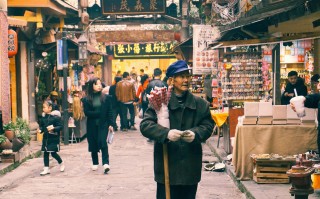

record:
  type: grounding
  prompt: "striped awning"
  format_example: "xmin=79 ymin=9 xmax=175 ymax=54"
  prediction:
xmin=8 ymin=17 xmax=27 ymax=27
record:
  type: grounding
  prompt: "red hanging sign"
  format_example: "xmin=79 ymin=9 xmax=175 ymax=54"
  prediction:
xmin=8 ymin=29 xmax=18 ymax=57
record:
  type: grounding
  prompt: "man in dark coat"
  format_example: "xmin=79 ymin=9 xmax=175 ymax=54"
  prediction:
xmin=140 ymin=60 xmax=214 ymax=199
xmin=281 ymin=70 xmax=307 ymax=105
xmin=145 ymin=68 xmax=166 ymax=95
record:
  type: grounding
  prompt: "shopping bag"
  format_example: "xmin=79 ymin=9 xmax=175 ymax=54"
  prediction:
xmin=107 ymin=129 xmax=115 ymax=144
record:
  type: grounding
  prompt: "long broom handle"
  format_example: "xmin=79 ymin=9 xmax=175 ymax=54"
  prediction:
xmin=163 ymin=143 xmax=170 ymax=199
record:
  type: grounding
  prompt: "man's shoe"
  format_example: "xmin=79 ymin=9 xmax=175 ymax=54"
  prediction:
xmin=92 ymin=165 xmax=98 ymax=171
xmin=60 ymin=162 xmax=65 ymax=172
xmin=103 ymin=164 xmax=110 ymax=174
xmin=130 ymin=126 xmax=137 ymax=130
xmin=40 ymin=167 xmax=50 ymax=176
xmin=121 ymin=128 xmax=128 ymax=132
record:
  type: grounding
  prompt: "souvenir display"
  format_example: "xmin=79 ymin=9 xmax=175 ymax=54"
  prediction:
xmin=221 ymin=49 xmax=264 ymax=101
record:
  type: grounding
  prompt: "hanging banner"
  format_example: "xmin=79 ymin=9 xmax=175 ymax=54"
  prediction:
xmin=101 ymin=0 xmax=166 ymax=15
xmin=57 ymin=40 xmax=63 ymax=70
xmin=193 ymin=25 xmax=220 ymax=74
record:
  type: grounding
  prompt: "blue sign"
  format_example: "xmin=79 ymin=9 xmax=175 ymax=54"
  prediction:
xmin=57 ymin=40 xmax=63 ymax=70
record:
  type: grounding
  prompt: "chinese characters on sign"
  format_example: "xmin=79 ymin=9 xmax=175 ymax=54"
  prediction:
xmin=193 ymin=25 xmax=220 ymax=74
xmin=101 ymin=0 xmax=165 ymax=15
xmin=110 ymin=42 xmax=175 ymax=58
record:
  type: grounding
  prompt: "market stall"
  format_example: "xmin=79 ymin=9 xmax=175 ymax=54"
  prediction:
xmin=232 ymin=124 xmax=317 ymax=180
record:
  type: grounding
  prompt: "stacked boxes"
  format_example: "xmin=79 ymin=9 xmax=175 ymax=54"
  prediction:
xmin=243 ymin=102 xmax=259 ymax=125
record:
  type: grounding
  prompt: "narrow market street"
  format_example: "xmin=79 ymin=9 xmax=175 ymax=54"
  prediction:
xmin=0 ymin=118 xmax=245 ymax=199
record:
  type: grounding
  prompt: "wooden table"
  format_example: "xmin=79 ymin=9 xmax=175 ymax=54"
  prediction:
xmin=232 ymin=125 xmax=317 ymax=180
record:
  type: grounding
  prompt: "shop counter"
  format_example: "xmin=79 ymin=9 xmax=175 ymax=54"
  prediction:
xmin=232 ymin=124 xmax=317 ymax=180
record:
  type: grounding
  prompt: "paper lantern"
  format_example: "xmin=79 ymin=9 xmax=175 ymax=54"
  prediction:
xmin=8 ymin=29 xmax=18 ymax=57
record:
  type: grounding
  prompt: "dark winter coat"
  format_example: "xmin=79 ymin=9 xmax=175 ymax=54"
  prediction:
xmin=40 ymin=114 xmax=63 ymax=152
xmin=140 ymin=91 xmax=214 ymax=185
xmin=82 ymin=94 xmax=113 ymax=152
xmin=281 ymin=77 xmax=308 ymax=105
xmin=145 ymin=79 xmax=166 ymax=95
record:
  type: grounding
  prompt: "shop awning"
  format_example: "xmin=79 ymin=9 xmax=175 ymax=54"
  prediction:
xmin=8 ymin=17 xmax=28 ymax=27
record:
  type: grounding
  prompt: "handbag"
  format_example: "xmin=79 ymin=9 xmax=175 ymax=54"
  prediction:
xmin=107 ymin=129 xmax=115 ymax=144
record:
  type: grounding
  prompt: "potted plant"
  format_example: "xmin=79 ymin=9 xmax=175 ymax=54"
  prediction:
xmin=3 ymin=121 xmax=16 ymax=141
xmin=12 ymin=118 xmax=31 ymax=152
xmin=0 ymin=134 xmax=12 ymax=150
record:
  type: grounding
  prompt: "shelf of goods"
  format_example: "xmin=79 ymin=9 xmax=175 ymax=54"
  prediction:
xmin=221 ymin=51 xmax=264 ymax=101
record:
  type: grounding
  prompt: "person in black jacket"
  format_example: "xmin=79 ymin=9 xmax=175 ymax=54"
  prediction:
xmin=38 ymin=100 xmax=64 ymax=176
xmin=145 ymin=68 xmax=166 ymax=95
xmin=82 ymin=77 xmax=113 ymax=174
xmin=109 ymin=76 xmax=122 ymax=131
xmin=292 ymin=94 xmax=319 ymax=152
xmin=281 ymin=71 xmax=307 ymax=105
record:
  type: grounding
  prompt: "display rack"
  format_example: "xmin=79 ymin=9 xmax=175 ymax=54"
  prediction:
xmin=221 ymin=49 xmax=264 ymax=104
xmin=190 ymin=74 xmax=204 ymax=94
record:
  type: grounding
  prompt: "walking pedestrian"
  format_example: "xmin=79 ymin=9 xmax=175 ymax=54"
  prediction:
xmin=109 ymin=76 xmax=123 ymax=131
xmin=140 ymin=60 xmax=214 ymax=199
xmin=136 ymin=74 xmax=149 ymax=117
xmin=145 ymin=68 xmax=166 ymax=95
xmin=38 ymin=100 xmax=64 ymax=176
xmin=116 ymin=72 xmax=137 ymax=131
xmin=82 ymin=77 xmax=113 ymax=174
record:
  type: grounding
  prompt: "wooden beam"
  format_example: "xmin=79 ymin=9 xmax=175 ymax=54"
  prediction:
xmin=269 ymin=12 xmax=320 ymax=34
xmin=8 ymin=0 xmax=66 ymax=16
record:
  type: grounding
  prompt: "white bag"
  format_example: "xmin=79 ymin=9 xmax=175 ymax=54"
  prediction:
xmin=107 ymin=129 xmax=115 ymax=144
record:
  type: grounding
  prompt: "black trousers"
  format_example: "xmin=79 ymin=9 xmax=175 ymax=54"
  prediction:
xmin=156 ymin=183 xmax=198 ymax=199
xmin=91 ymin=147 xmax=109 ymax=165
xmin=43 ymin=152 xmax=62 ymax=167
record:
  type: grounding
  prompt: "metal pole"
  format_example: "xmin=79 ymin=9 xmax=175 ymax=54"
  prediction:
xmin=62 ymin=32 xmax=69 ymax=145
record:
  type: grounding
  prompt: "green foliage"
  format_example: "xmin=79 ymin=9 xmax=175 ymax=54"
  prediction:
xmin=36 ymin=81 xmax=47 ymax=100
xmin=0 ymin=135 xmax=7 ymax=144
xmin=3 ymin=121 xmax=16 ymax=131
xmin=14 ymin=118 xmax=31 ymax=145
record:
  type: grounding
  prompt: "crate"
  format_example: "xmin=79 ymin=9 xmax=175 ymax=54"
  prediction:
xmin=0 ymin=152 xmax=20 ymax=163
xmin=253 ymin=159 xmax=296 ymax=184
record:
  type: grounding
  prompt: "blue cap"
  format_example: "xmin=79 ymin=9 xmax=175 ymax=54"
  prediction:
xmin=166 ymin=60 xmax=190 ymax=77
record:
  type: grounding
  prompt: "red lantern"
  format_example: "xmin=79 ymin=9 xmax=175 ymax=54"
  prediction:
xmin=8 ymin=29 xmax=18 ymax=57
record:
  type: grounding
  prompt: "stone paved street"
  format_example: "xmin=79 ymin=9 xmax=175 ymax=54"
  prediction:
xmin=0 ymin=119 xmax=245 ymax=199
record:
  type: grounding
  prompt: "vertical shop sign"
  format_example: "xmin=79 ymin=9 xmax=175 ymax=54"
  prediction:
xmin=193 ymin=25 xmax=220 ymax=74
xmin=57 ymin=40 xmax=63 ymax=70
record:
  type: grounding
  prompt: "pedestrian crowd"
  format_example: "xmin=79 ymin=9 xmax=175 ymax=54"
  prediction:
xmin=36 ymin=60 xmax=215 ymax=199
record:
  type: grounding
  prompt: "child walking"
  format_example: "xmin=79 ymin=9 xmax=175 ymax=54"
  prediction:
xmin=38 ymin=100 xmax=64 ymax=176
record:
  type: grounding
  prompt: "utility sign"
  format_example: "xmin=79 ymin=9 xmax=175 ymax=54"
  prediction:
xmin=101 ymin=0 xmax=166 ymax=15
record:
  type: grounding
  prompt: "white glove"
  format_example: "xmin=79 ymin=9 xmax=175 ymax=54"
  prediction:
xmin=181 ymin=130 xmax=195 ymax=143
xmin=167 ymin=129 xmax=183 ymax=142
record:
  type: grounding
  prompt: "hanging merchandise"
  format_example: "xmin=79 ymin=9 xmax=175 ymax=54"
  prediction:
xmin=261 ymin=61 xmax=271 ymax=92
xmin=305 ymin=50 xmax=314 ymax=72
xmin=8 ymin=29 xmax=18 ymax=57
